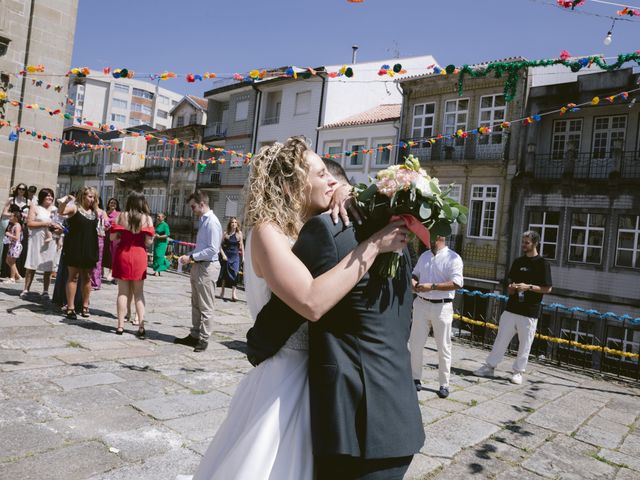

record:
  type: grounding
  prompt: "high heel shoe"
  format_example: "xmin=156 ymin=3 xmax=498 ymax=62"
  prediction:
xmin=115 ymin=327 xmax=124 ymax=335
xmin=66 ymin=309 xmax=77 ymax=320
xmin=80 ymin=307 xmax=90 ymax=318
xmin=136 ymin=327 xmax=146 ymax=339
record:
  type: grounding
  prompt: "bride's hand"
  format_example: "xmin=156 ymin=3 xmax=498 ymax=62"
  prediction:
xmin=328 ymin=184 xmax=364 ymax=226
xmin=369 ymin=220 xmax=409 ymax=254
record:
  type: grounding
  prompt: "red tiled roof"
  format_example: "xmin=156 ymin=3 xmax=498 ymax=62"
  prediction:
xmin=321 ymin=104 xmax=401 ymax=129
xmin=187 ymin=95 xmax=208 ymax=110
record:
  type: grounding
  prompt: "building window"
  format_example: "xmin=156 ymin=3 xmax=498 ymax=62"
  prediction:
xmin=444 ymin=98 xmax=469 ymax=146
xmin=560 ymin=318 xmax=595 ymax=353
xmin=568 ymin=213 xmax=606 ymax=264
xmin=294 ymin=91 xmax=311 ymax=115
xmin=411 ymin=103 xmax=435 ymax=139
xmin=323 ymin=141 xmax=343 ymax=159
xmin=235 ymin=100 xmax=249 ymax=121
xmin=551 ymin=119 xmax=582 ymax=159
xmin=132 ymin=88 xmax=154 ymax=100
xmin=346 ymin=140 xmax=366 ymax=167
xmin=114 ymin=83 xmax=129 ymax=94
xmin=606 ymin=325 xmax=640 ymax=364
xmin=263 ymin=91 xmax=282 ymax=125
xmin=131 ymin=103 xmax=152 ymax=115
xmin=112 ymin=98 xmax=128 ymax=109
xmin=176 ymin=116 xmax=184 ymax=127
xmin=468 ymin=185 xmax=499 ymax=239
xmin=157 ymin=110 xmax=168 ymax=119
xmin=616 ymin=215 xmax=640 ymax=269
xmin=158 ymin=95 xmax=170 ymax=105
xmin=110 ymin=113 xmax=126 ymax=123
xmin=478 ymin=95 xmax=506 ymax=145
xmin=128 ymin=117 xmax=142 ymax=126
xmin=225 ymin=196 xmax=239 ymax=218
xmin=189 ymin=113 xmax=198 ymax=125
xmin=592 ymin=115 xmax=626 ymax=159
xmin=528 ymin=211 xmax=560 ymax=260
xmin=373 ymin=138 xmax=393 ymax=166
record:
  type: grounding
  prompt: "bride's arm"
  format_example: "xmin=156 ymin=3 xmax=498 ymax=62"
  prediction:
xmin=252 ymin=219 xmax=407 ymax=322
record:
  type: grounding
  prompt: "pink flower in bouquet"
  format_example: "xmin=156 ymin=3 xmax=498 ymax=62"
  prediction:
xmin=395 ymin=168 xmax=418 ymax=190
xmin=377 ymin=176 xmax=398 ymax=197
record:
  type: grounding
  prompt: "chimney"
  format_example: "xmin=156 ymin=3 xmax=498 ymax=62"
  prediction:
xmin=352 ymin=45 xmax=359 ymax=64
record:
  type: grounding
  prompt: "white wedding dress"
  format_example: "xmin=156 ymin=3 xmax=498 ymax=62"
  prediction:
xmin=192 ymin=232 xmax=313 ymax=480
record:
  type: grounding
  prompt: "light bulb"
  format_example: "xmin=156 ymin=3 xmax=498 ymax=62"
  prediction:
xmin=604 ymin=32 xmax=612 ymax=46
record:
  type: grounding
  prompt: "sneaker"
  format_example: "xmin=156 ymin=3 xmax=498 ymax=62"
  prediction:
xmin=414 ymin=379 xmax=422 ymax=392
xmin=193 ymin=340 xmax=208 ymax=352
xmin=437 ymin=386 xmax=450 ymax=399
xmin=174 ymin=335 xmax=198 ymax=347
xmin=510 ymin=372 xmax=523 ymax=385
xmin=473 ymin=364 xmax=495 ymax=377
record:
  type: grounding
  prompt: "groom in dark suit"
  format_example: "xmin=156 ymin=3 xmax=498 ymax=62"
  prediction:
xmin=249 ymin=212 xmax=425 ymax=479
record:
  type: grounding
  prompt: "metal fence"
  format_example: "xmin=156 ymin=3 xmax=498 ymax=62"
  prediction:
xmin=453 ymin=291 xmax=640 ymax=382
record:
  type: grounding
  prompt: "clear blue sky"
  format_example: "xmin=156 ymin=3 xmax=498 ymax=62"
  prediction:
xmin=71 ymin=0 xmax=640 ymax=96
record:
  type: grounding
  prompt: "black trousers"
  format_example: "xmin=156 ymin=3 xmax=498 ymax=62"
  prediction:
xmin=315 ymin=455 xmax=413 ymax=480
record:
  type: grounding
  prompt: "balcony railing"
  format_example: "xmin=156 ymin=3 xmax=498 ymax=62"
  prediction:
xmin=406 ymin=138 xmax=505 ymax=163
xmin=204 ymin=122 xmax=226 ymax=140
xmin=141 ymin=166 xmax=170 ymax=181
xmin=533 ymin=151 xmax=640 ymax=180
xmin=262 ymin=114 xmax=280 ymax=126
xmin=197 ymin=171 xmax=221 ymax=188
xmin=454 ymin=290 xmax=640 ymax=381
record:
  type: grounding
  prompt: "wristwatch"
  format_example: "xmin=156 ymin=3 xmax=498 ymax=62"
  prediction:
xmin=528 ymin=285 xmax=533 ymax=291
xmin=431 ymin=283 xmax=437 ymax=291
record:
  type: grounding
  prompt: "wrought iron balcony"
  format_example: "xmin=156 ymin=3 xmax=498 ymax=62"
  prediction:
xmin=533 ymin=151 xmax=640 ymax=180
xmin=141 ymin=166 xmax=171 ymax=181
xmin=262 ymin=114 xmax=280 ymax=126
xmin=405 ymin=138 xmax=505 ymax=163
xmin=197 ymin=170 xmax=221 ymax=188
xmin=204 ymin=122 xmax=226 ymax=140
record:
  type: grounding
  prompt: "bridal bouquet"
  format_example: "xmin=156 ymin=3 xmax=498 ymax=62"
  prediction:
xmin=353 ymin=155 xmax=468 ymax=278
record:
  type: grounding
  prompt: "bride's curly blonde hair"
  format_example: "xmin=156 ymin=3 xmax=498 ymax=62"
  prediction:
xmin=243 ymin=137 xmax=310 ymax=239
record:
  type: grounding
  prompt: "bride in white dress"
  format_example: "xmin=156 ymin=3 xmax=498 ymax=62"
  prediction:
xmin=192 ymin=137 xmax=409 ymax=480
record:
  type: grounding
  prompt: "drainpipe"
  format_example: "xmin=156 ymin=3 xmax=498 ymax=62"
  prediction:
xmin=394 ymin=80 xmax=405 ymax=165
xmin=251 ymin=85 xmax=262 ymax=153
xmin=314 ymin=74 xmax=327 ymax=150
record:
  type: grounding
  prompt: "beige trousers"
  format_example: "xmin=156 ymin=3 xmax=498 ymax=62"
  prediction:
xmin=190 ymin=261 xmax=220 ymax=341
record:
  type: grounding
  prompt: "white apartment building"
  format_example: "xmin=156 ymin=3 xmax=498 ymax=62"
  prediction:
xmin=317 ymin=104 xmax=400 ymax=184
xmin=65 ymin=73 xmax=184 ymax=131
xmin=253 ymin=55 xmax=438 ymax=152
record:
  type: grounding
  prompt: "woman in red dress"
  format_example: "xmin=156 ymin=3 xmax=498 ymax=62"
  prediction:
xmin=110 ymin=192 xmax=154 ymax=338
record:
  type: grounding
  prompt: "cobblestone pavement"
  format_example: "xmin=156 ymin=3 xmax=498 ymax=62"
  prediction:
xmin=1 ymin=272 xmax=639 ymax=480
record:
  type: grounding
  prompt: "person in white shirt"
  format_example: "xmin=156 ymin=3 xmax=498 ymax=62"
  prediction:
xmin=176 ymin=190 xmax=223 ymax=352
xmin=409 ymin=235 xmax=464 ymax=398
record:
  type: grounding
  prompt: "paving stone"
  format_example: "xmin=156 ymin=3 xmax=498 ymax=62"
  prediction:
xmin=421 ymin=413 xmax=501 ymax=458
xmin=41 ymin=385 xmax=130 ymax=417
xmin=616 ymin=467 xmax=640 ymax=479
xmin=619 ymin=433 xmax=640 ymax=457
xmin=405 ymin=453 xmax=443 ymax=479
xmin=52 ymin=372 xmax=126 ymax=390
xmin=0 ymin=350 xmax=65 ymax=371
xmin=521 ymin=438 xmax=616 ymax=479
xmin=495 ymin=467 xmax=546 ymax=479
xmin=111 ymin=378 xmax=189 ymax=401
xmin=132 ymin=390 xmax=230 ymax=421
xmin=491 ymin=421 xmax=554 ymax=452
xmin=466 ymin=399 xmax=532 ymax=426
xmin=102 ymin=425 xmax=184 ymax=462
xmin=422 ymin=396 xmax=468 ymax=413
xmin=0 ymin=422 xmax=65 ymax=460
xmin=419 ymin=404 xmax=449 ymax=425
xmin=0 ymin=441 xmax=122 ymax=480
xmin=433 ymin=440 xmax=524 ymax=479
xmin=526 ymin=391 xmax=605 ymax=434
xmin=598 ymin=448 xmax=640 ymax=472
xmin=0 ymin=398 xmax=58 ymax=425
xmin=574 ymin=424 xmax=626 ymax=449
xmin=87 ymin=447 xmax=201 ymax=480
xmin=48 ymin=406 xmax=149 ymax=441
xmin=165 ymin=369 xmax=244 ymax=391
xmin=164 ymin=408 xmax=229 ymax=442
xmin=447 ymin=388 xmax=490 ymax=406
xmin=596 ymin=407 xmax=638 ymax=427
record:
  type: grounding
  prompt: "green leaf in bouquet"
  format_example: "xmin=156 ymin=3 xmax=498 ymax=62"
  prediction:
xmin=430 ymin=219 xmax=452 ymax=237
xmin=457 ymin=204 xmax=469 ymax=216
xmin=429 ymin=180 xmax=442 ymax=195
xmin=441 ymin=202 xmax=452 ymax=219
xmin=390 ymin=191 xmax=398 ymax=208
xmin=450 ymin=206 xmax=459 ymax=219
xmin=419 ymin=202 xmax=431 ymax=220
xmin=457 ymin=213 xmax=468 ymax=224
xmin=357 ymin=184 xmax=378 ymax=203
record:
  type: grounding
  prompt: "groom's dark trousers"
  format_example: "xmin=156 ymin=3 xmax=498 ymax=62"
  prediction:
xmin=249 ymin=214 xmax=425 ymax=480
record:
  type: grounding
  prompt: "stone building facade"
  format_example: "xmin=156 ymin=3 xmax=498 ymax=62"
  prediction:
xmin=0 ymin=0 xmax=79 ymax=198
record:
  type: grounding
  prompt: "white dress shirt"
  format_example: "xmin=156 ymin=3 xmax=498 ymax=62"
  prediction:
xmin=412 ymin=246 xmax=464 ymax=300
xmin=191 ymin=209 xmax=223 ymax=262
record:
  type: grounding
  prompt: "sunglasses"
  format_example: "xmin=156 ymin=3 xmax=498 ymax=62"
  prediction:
xmin=17 ymin=187 xmax=26 ymax=191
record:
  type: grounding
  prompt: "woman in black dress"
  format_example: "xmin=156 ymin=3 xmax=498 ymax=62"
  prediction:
xmin=57 ymin=187 xmax=99 ymax=319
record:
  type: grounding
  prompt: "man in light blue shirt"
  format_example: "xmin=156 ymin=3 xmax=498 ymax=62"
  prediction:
xmin=176 ymin=190 xmax=223 ymax=352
